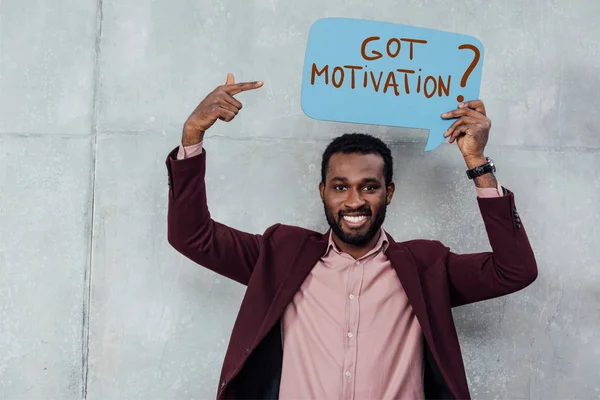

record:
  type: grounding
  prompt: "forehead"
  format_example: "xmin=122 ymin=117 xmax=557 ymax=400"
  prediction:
xmin=326 ymin=152 xmax=385 ymax=180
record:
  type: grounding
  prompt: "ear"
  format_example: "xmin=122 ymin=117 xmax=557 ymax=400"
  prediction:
xmin=319 ymin=182 xmax=325 ymax=202
xmin=386 ymin=182 xmax=395 ymax=205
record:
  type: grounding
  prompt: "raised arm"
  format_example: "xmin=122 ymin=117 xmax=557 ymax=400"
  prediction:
xmin=439 ymin=99 xmax=537 ymax=306
xmin=166 ymin=74 xmax=269 ymax=286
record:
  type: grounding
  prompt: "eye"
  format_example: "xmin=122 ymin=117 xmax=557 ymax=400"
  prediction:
xmin=363 ymin=185 xmax=377 ymax=191
xmin=334 ymin=185 xmax=346 ymax=191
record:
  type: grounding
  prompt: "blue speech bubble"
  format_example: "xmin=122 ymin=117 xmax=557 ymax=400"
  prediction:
xmin=301 ymin=18 xmax=485 ymax=151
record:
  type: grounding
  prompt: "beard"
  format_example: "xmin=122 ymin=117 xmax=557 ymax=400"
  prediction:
xmin=324 ymin=203 xmax=387 ymax=246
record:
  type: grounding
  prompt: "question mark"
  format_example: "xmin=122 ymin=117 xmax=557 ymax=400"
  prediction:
xmin=456 ymin=44 xmax=480 ymax=103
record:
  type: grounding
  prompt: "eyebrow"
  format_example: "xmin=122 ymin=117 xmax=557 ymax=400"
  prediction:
xmin=329 ymin=177 xmax=381 ymax=184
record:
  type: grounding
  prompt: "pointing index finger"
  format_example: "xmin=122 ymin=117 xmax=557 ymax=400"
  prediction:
xmin=224 ymin=80 xmax=264 ymax=95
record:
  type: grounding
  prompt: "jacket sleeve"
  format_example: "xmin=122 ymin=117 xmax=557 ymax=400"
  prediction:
xmin=436 ymin=188 xmax=538 ymax=308
xmin=165 ymin=146 xmax=277 ymax=286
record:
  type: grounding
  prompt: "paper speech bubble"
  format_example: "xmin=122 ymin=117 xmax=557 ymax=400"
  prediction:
xmin=301 ymin=18 xmax=485 ymax=151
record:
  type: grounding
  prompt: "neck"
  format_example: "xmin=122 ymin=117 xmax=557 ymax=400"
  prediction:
xmin=332 ymin=230 xmax=382 ymax=259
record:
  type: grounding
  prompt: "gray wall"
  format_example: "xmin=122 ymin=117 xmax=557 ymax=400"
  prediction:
xmin=1 ymin=0 xmax=599 ymax=398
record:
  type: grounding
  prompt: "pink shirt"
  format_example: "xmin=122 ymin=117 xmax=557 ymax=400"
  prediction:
xmin=177 ymin=141 xmax=502 ymax=399
xmin=279 ymin=227 xmax=424 ymax=399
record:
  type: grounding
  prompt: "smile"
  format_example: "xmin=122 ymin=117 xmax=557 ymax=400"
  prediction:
xmin=342 ymin=215 xmax=369 ymax=228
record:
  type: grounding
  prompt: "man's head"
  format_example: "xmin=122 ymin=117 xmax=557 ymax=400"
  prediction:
xmin=319 ymin=133 xmax=395 ymax=247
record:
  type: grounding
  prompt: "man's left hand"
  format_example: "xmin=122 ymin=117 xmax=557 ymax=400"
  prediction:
xmin=441 ymin=100 xmax=491 ymax=162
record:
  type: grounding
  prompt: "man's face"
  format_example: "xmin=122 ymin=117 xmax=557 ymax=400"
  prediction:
xmin=319 ymin=152 xmax=394 ymax=246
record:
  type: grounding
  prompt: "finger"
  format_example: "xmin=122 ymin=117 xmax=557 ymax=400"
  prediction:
xmin=224 ymin=80 xmax=264 ymax=95
xmin=444 ymin=116 xmax=479 ymax=138
xmin=441 ymin=107 xmax=484 ymax=120
xmin=458 ymin=99 xmax=486 ymax=116
xmin=448 ymin=124 xmax=477 ymax=143
xmin=220 ymin=93 xmax=243 ymax=111
xmin=225 ymin=73 xmax=235 ymax=85
xmin=216 ymin=106 xmax=236 ymax=122
xmin=217 ymin=99 xmax=239 ymax=115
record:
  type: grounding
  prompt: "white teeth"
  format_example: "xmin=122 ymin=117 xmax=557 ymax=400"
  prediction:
xmin=343 ymin=215 xmax=367 ymax=223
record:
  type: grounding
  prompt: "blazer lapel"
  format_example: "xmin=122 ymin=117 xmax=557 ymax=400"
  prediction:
xmin=257 ymin=231 xmax=329 ymax=342
xmin=384 ymin=233 xmax=434 ymax=348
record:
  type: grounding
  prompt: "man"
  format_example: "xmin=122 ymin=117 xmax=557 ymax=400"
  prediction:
xmin=165 ymin=73 xmax=537 ymax=399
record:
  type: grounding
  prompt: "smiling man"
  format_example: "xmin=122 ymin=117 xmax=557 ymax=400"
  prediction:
xmin=165 ymin=74 xmax=538 ymax=399
xmin=321 ymin=149 xmax=391 ymax=258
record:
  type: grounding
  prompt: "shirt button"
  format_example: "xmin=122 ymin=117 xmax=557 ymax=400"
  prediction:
xmin=345 ymin=371 xmax=351 ymax=377
xmin=347 ymin=332 xmax=353 ymax=338
xmin=355 ymin=261 xmax=360 ymax=265
xmin=349 ymin=294 xmax=355 ymax=300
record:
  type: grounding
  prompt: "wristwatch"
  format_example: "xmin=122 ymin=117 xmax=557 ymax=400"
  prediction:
xmin=466 ymin=157 xmax=496 ymax=179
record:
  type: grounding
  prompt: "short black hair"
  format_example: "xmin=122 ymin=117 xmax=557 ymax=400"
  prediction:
xmin=321 ymin=133 xmax=393 ymax=186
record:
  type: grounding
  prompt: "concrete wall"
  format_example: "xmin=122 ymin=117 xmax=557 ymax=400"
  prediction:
xmin=1 ymin=0 xmax=599 ymax=398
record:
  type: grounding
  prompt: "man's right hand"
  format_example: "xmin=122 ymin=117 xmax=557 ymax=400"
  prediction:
xmin=182 ymin=73 xmax=264 ymax=146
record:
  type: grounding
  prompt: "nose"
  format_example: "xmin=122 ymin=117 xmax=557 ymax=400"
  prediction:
xmin=344 ymin=188 xmax=366 ymax=209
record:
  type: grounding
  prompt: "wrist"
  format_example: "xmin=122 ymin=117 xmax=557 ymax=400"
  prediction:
xmin=182 ymin=135 xmax=203 ymax=147
xmin=464 ymin=155 xmax=497 ymax=188
xmin=464 ymin=154 xmax=487 ymax=169
xmin=181 ymin=124 xmax=204 ymax=147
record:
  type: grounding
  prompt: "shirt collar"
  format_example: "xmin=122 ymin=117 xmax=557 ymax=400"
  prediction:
xmin=323 ymin=227 xmax=389 ymax=258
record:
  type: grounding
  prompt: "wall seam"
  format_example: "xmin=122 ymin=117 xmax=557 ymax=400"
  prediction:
xmin=82 ymin=0 xmax=104 ymax=398
xmin=1 ymin=130 xmax=598 ymax=154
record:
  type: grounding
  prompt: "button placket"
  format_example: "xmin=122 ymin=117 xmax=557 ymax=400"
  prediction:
xmin=341 ymin=259 xmax=362 ymax=399
xmin=344 ymin=259 xmax=365 ymax=399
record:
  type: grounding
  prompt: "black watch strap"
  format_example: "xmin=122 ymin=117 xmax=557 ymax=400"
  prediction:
xmin=466 ymin=157 xmax=496 ymax=179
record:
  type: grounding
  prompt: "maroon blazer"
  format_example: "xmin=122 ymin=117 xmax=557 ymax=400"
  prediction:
xmin=165 ymin=147 xmax=538 ymax=399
